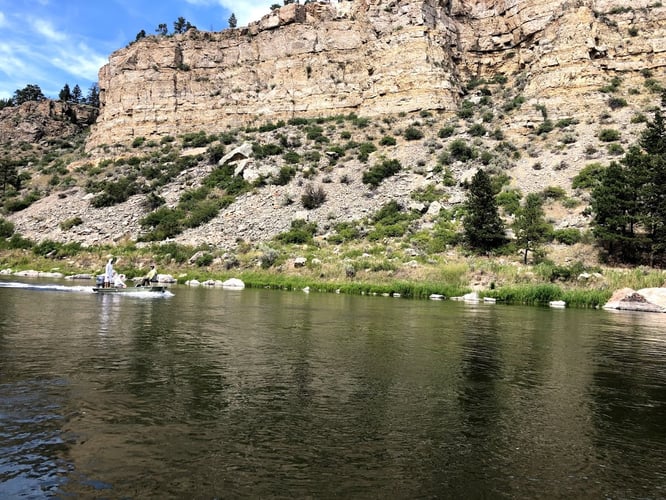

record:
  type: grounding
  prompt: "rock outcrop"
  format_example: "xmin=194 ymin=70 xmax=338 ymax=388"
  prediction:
xmin=603 ymin=287 xmax=666 ymax=313
xmin=0 ymin=100 xmax=96 ymax=144
xmin=87 ymin=0 xmax=666 ymax=149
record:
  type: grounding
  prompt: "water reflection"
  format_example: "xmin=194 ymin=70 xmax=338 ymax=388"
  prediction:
xmin=0 ymin=379 xmax=70 ymax=497
xmin=1 ymin=284 xmax=666 ymax=498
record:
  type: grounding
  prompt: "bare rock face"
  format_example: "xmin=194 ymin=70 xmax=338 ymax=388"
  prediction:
xmin=603 ymin=288 xmax=666 ymax=313
xmin=0 ymin=100 xmax=96 ymax=144
xmin=87 ymin=0 xmax=666 ymax=150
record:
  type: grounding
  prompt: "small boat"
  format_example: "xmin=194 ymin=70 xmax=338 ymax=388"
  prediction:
xmin=93 ymin=285 xmax=167 ymax=294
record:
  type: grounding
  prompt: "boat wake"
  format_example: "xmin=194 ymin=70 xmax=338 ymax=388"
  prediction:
xmin=0 ymin=281 xmax=95 ymax=293
xmin=0 ymin=281 xmax=174 ymax=298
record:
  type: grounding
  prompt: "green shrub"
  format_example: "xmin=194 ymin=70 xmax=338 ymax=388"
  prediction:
xmin=32 ymin=240 xmax=83 ymax=258
xmin=496 ymin=189 xmax=522 ymax=215
xmin=91 ymin=177 xmax=141 ymax=208
xmin=644 ymin=78 xmax=664 ymax=93
xmin=448 ymin=139 xmax=475 ymax=162
xmin=195 ymin=253 xmax=214 ymax=267
xmin=607 ymin=143 xmax=625 ymax=156
xmin=5 ymin=191 xmax=41 ymax=213
xmin=358 ymin=142 xmax=377 ymax=162
xmin=536 ymin=119 xmax=554 ymax=135
xmin=182 ymin=131 xmax=214 ymax=147
xmin=458 ymin=100 xmax=474 ymax=119
xmin=553 ymin=228 xmax=582 ymax=245
xmin=328 ymin=222 xmax=360 ymax=244
xmin=60 ymin=217 xmax=83 ymax=231
xmin=301 ymin=184 xmax=327 ymax=209
xmin=260 ymin=248 xmax=280 ymax=268
xmin=252 ymin=142 xmax=284 ymax=158
xmin=555 ymin=117 xmax=578 ymax=128
xmin=608 ymin=97 xmax=627 ymax=109
xmin=0 ymin=217 xmax=15 ymax=238
xmin=542 ymin=186 xmax=567 ymax=200
xmin=132 ymin=137 xmax=146 ymax=148
xmin=502 ymin=95 xmax=525 ymax=112
xmin=411 ymin=184 xmax=443 ymax=203
xmin=468 ymin=124 xmax=486 ymax=137
xmin=275 ymin=166 xmax=296 ymax=186
xmin=207 ymin=143 xmax=226 ymax=164
xmin=598 ymin=129 xmax=621 ymax=142
xmin=204 ymin=164 xmax=250 ymax=195
xmin=362 ymin=159 xmax=402 ymax=187
xmin=438 ymin=126 xmax=455 ymax=138
xmin=139 ymin=206 xmax=185 ymax=241
xmin=404 ymin=126 xmax=424 ymax=141
xmin=275 ymin=219 xmax=317 ymax=244
xmin=150 ymin=242 xmax=192 ymax=265
xmin=380 ymin=136 xmax=397 ymax=146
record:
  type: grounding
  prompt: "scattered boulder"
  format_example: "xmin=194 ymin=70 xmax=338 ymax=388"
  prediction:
xmin=603 ymin=287 xmax=666 ymax=313
xmin=222 ymin=278 xmax=245 ymax=289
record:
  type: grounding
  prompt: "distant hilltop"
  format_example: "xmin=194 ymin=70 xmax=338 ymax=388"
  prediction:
xmin=87 ymin=0 xmax=666 ymax=150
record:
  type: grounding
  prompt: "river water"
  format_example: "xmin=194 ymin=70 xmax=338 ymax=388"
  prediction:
xmin=0 ymin=279 xmax=665 ymax=499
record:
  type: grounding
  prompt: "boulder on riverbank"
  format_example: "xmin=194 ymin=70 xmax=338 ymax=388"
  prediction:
xmin=603 ymin=287 xmax=666 ymax=313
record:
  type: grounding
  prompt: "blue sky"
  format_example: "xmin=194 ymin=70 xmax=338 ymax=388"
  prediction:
xmin=0 ymin=0 xmax=280 ymax=100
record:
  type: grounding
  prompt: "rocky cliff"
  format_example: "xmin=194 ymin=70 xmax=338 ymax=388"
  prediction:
xmin=87 ymin=0 xmax=666 ymax=150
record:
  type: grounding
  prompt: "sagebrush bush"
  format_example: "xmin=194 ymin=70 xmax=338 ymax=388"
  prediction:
xmin=301 ymin=184 xmax=327 ymax=209
xmin=362 ymin=159 xmax=401 ymax=187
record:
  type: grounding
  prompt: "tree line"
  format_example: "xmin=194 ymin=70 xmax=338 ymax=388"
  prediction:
xmin=0 ymin=82 xmax=99 ymax=110
xmin=462 ymin=108 xmax=666 ymax=268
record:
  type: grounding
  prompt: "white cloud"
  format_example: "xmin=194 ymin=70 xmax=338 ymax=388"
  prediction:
xmin=185 ymin=0 xmax=277 ymax=26
xmin=0 ymin=11 xmax=7 ymax=28
xmin=52 ymin=42 xmax=108 ymax=82
xmin=32 ymin=18 xmax=68 ymax=42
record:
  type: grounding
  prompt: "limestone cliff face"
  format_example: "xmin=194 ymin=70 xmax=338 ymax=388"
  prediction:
xmin=87 ymin=0 xmax=666 ymax=149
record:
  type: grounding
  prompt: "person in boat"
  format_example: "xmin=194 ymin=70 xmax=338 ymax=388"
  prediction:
xmin=139 ymin=264 xmax=157 ymax=287
xmin=104 ymin=257 xmax=114 ymax=288
xmin=113 ymin=272 xmax=127 ymax=288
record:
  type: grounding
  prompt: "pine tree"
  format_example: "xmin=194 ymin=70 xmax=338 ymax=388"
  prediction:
xmin=592 ymin=161 xmax=641 ymax=263
xmin=228 ymin=13 xmax=237 ymax=28
xmin=58 ymin=83 xmax=72 ymax=102
xmin=13 ymin=84 xmax=45 ymax=105
xmin=85 ymin=83 xmax=100 ymax=108
xmin=71 ymin=84 xmax=82 ymax=103
xmin=513 ymin=193 xmax=551 ymax=264
xmin=463 ymin=169 xmax=506 ymax=252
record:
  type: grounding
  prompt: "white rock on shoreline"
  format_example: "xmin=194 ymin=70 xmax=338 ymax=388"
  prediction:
xmin=603 ymin=287 xmax=666 ymax=313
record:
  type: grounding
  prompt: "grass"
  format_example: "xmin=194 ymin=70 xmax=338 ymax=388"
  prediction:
xmin=2 ymin=239 xmax=661 ymax=310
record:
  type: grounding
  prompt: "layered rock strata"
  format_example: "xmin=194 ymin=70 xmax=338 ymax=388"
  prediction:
xmin=87 ymin=0 xmax=666 ymax=149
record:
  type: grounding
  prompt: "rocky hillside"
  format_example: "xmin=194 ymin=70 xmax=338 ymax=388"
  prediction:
xmin=1 ymin=0 xmax=665 ymax=255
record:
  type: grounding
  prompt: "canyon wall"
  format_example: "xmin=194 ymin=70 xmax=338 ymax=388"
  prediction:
xmin=87 ymin=0 xmax=666 ymax=150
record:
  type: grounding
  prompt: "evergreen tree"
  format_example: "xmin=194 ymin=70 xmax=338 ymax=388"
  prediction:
xmin=135 ymin=29 xmax=147 ymax=41
xmin=591 ymin=110 xmax=666 ymax=266
xmin=463 ymin=169 xmax=506 ymax=252
xmin=173 ymin=17 xmax=194 ymax=34
xmin=71 ymin=84 xmax=82 ymax=103
xmin=156 ymin=23 xmax=168 ymax=36
xmin=228 ymin=13 xmax=237 ymax=28
xmin=13 ymin=84 xmax=45 ymax=105
xmin=85 ymin=83 xmax=100 ymax=108
xmin=592 ymin=161 xmax=643 ymax=263
xmin=513 ymin=193 xmax=551 ymax=264
xmin=58 ymin=83 xmax=72 ymax=102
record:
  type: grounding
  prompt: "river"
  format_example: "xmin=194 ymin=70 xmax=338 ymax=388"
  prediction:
xmin=1 ymin=279 xmax=665 ymax=498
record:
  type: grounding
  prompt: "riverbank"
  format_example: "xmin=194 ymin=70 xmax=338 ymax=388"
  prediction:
xmin=2 ymin=242 xmax=665 ymax=309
